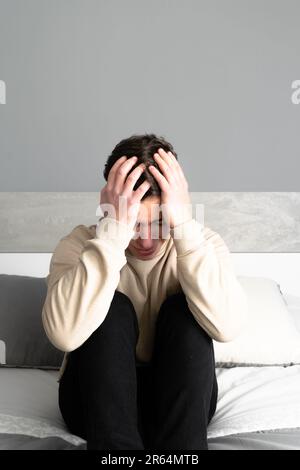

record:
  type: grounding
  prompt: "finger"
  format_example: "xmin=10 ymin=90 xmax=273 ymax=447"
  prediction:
xmin=168 ymin=151 xmax=185 ymax=178
xmin=168 ymin=151 xmax=186 ymax=180
xmin=112 ymin=156 xmax=139 ymax=192
xmin=148 ymin=165 xmax=169 ymax=191
xmin=107 ymin=156 xmax=127 ymax=187
xmin=158 ymin=148 xmax=183 ymax=178
xmin=158 ymin=148 xmax=179 ymax=169
xmin=122 ymin=162 xmax=147 ymax=194
xmin=161 ymin=148 xmax=186 ymax=181
xmin=167 ymin=150 xmax=180 ymax=169
xmin=132 ymin=179 xmax=151 ymax=201
xmin=153 ymin=152 xmax=177 ymax=184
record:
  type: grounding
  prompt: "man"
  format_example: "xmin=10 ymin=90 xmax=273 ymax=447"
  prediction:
xmin=42 ymin=133 xmax=248 ymax=450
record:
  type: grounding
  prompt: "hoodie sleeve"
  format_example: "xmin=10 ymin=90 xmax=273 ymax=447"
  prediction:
xmin=42 ymin=217 xmax=134 ymax=352
xmin=169 ymin=218 xmax=248 ymax=342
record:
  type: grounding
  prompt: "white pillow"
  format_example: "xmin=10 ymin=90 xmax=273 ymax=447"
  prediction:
xmin=283 ymin=293 xmax=300 ymax=333
xmin=213 ymin=276 xmax=300 ymax=367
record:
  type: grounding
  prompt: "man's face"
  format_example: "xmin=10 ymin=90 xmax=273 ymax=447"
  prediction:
xmin=127 ymin=196 xmax=169 ymax=260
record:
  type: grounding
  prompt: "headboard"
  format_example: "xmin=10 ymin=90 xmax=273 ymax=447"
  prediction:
xmin=0 ymin=192 xmax=299 ymax=296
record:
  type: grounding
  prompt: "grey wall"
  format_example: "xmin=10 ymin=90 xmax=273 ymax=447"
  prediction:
xmin=1 ymin=192 xmax=299 ymax=252
xmin=0 ymin=0 xmax=300 ymax=191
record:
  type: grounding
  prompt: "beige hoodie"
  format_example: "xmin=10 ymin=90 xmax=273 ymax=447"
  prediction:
xmin=41 ymin=216 xmax=248 ymax=382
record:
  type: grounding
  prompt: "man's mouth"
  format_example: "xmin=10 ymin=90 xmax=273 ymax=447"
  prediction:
xmin=136 ymin=247 xmax=156 ymax=255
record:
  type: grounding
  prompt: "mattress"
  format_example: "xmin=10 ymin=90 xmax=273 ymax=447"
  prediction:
xmin=0 ymin=295 xmax=299 ymax=450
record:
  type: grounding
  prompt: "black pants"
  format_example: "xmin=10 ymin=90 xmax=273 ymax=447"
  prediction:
xmin=58 ymin=290 xmax=218 ymax=450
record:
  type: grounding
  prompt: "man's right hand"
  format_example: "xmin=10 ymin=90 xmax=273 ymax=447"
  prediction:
xmin=99 ymin=156 xmax=150 ymax=230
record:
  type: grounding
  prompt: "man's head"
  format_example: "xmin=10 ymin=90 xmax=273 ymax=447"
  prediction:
xmin=103 ymin=133 xmax=178 ymax=259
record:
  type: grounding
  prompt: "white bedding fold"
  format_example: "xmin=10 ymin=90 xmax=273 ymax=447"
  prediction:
xmin=208 ymin=365 xmax=300 ymax=438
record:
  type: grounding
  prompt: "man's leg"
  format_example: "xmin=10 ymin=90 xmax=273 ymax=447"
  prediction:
xmin=58 ymin=290 xmax=144 ymax=450
xmin=151 ymin=292 xmax=218 ymax=450
xmin=136 ymin=362 xmax=155 ymax=450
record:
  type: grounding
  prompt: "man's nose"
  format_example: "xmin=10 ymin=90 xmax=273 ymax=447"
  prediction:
xmin=137 ymin=225 xmax=154 ymax=247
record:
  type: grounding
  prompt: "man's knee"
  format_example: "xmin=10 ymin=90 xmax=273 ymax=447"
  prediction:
xmin=104 ymin=290 xmax=138 ymax=330
xmin=111 ymin=290 xmax=136 ymax=313
xmin=157 ymin=292 xmax=190 ymax=325
xmin=71 ymin=290 xmax=139 ymax=359
xmin=82 ymin=290 xmax=138 ymax=346
xmin=157 ymin=292 xmax=213 ymax=347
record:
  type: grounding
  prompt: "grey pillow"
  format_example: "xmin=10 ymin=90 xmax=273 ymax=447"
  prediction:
xmin=0 ymin=274 xmax=64 ymax=369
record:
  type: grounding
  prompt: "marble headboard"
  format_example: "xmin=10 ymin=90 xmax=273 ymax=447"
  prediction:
xmin=0 ymin=192 xmax=299 ymax=253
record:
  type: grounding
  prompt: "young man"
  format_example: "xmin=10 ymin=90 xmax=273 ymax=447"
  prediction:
xmin=42 ymin=134 xmax=248 ymax=451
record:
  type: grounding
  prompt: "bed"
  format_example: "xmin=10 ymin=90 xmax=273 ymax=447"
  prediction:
xmin=0 ymin=253 xmax=300 ymax=450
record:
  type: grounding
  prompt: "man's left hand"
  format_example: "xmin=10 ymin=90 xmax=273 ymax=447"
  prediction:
xmin=148 ymin=148 xmax=192 ymax=229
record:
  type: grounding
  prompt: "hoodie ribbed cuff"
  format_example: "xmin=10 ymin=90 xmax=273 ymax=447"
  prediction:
xmin=170 ymin=218 xmax=205 ymax=256
xmin=95 ymin=216 xmax=135 ymax=252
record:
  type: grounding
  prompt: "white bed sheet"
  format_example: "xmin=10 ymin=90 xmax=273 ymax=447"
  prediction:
xmin=208 ymin=365 xmax=300 ymax=438
xmin=207 ymin=294 xmax=300 ymax=438
xmin=0 ymin=294 xmax=299 ymax=445
xmin=0 ymin=368 xmax=85 ymax=446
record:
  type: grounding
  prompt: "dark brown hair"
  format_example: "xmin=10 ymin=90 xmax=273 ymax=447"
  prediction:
xmin=103 ymin=133 xmax=178 ymax=200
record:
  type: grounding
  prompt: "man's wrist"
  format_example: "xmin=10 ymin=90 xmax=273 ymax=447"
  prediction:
xmin=170 ymin=218 xmax=205 ymax=256
xmin=95 ymin=216 xmax=135 ymax=251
